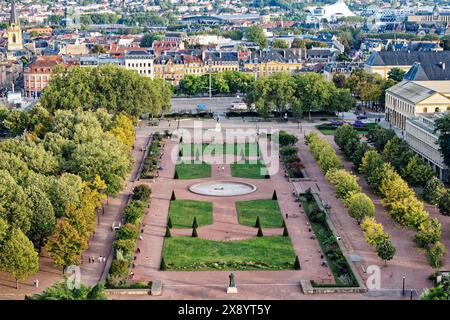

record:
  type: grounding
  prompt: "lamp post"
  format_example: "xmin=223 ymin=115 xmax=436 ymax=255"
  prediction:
xmin=402 ymin=276 xmax=406 ymax=296
xmin=254 ymin=57 xmax=258 ymax=80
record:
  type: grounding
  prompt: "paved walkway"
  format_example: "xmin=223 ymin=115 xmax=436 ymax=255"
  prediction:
xmin=0 ymin=123 xmax=153 ymax=299
xmin=131 ymin=133 xmax=342 ymax=299
xmin=294 ymin=128 xmax=443 ymax=292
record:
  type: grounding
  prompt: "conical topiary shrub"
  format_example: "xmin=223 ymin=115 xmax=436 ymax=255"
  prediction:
xmin=192 ymin=216 xmax=198 ymax=229
xmin=283 ymin=225 xmax=289 ymax=237
xmin=170 ymin=190 xmax=176 ymax=200
xmin=255 ymin=216 xmax=261 ymax=228
xmin=257 ymin=225 xmax=264 ymax=237
xmin=282 ymin=219 xmax=286 ymax=228
xmin=192 ymin=225 xmax=198 ymax=238
xmin=160 ymin=257 xmax=167 ymax=271
xmin=167 ymin=217 xmax=173 ymax=229
xmin=165 ymin=226 xmax=171 ymax=238
xmin=174 ymin=171 xmax=179 ymax=179
xmin=272 ymin=190 xmax=278 ymax=200
xmin=294 ymin=256 xmax=301 ymax=270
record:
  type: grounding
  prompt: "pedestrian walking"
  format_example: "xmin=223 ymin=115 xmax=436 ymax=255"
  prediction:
xmin=92 ymin=256 xmax=95 ymax=263
xmin=286 ymin=213 xmax=288 ymax=219
xmin=137 ymin=247 xmax=141 ymax=253
xmin=88 ymin=256 xmax=91 ymax=263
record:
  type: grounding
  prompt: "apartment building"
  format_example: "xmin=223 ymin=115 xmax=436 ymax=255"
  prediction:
xmin=24 ymin=55 xmax=62 ymax=98
xmin=405 ymin=113 xmax=449 ymax=182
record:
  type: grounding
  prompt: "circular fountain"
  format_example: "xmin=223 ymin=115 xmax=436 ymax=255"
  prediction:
xmin=188 ymin=181 xmax=257 ymax=197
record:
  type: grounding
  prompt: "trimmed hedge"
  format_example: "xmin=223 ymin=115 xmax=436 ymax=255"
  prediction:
xmin=107 ymin=184 xmax=151 ymax=288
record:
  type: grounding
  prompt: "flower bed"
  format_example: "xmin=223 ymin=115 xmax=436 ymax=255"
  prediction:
xmin=140 ymin=133 xmax=163 ymax=179
xmin=106 ymin=184 xmax=151 ymax=288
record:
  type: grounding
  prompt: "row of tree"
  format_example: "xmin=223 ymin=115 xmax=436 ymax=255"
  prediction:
xmin=0 ymin=106 xmax=137 ymax=287
xmin=177 ymin=71 xmax=254 ymax=96
xmin=245 ymin=72 xmax=355 ymax=118
xmin=334 ymin=125 xmax=446 ymax=268
xmin=332 ymin=70 xmax=398 ymax=112
xmin=306 ymin=132 xmax=396 ymax=264
xmin=40 ymin=65 xmax=172 ymax=117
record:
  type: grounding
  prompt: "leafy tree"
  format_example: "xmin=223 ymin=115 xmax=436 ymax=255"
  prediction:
xmin=334 ymin=124 xmax=359 ymax=153
xmin=27 ymin=281 xmax=107 ymax=300
xmin=387 ymin=67 xmax=406 ymax=82
xmin=360 ymin=150 xmax=386 ymax=191
xmin=46 ymin=218 xmax=85 ymax=273
xmin=0 ymin=228 xmax=39 ymax=289
xmin=0 ymin=170 xmax=31 ymax=233
xmin=67 ymin=134 xmax=133 ymax=196
xmin=415 ymin=218 xmax=442 ymax=248
xmin=427 ymin=241 xmax=447 ymax=269
xmin=383 ymin=136 xmax=414 ymax=174
xmin=328 ymin=88 xmax=355 ymax=113
xmin=244 ymin=25 xmax=268 ymax=48
xmin=346 ymin=192 xmax=375 ymax=223
xmin=367 ymin=127 xmax=396 ymax=152
xmin=379 ymin=165 xmax=414 ymax=205
xmin=375 ymin=237 xmax=396 ymax=265
xmin=437 ymin=189 xmax=450 ymax=216
xmin=272 ymin=39 xmax=289 ymax=48
xmin=352 ymin=142 xmax=371 ymax=172
xmin=332 ymin=73 xmax=347 ymax=88
xmin=401 ymin=155 xmax=435 ymax=187
xmin=422 ymin=177 xmax=445 ymax=205
xmin=140 ymin=33 xmax=162 ymax=48
xmin=420 ymin=277 xmax=450 ymax=300
xmin=91 ymin=44 xmax=106 ymax=54
xmin=40 ymin=65 xmax=170 ymax=117
xmin=294 ymin=73 xmax=334 ymax=114
xmin=26 ymin=185 xmax=56 ymax=250
xmin=389 ymin=196 xmax=429 ymax=228
xmin=325 ymin=169 xmax=361 ymax=200
xmin=361 ymin=217 xmax=387 ymax=246
xmin=317 ymin=148 xmax=342 ymax=173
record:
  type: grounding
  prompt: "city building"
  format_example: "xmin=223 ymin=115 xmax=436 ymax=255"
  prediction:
xmin=6 ymin=0 xmax=23 ymax=54
xmin=23 ymin=55 xmax=62 ymax=98
xmin=365 ymin=51 xmax=450 ymax=79
xmin=244 ymin=49 xmax=304 ymax=78
xmin=405 ymin=113 xmax=449 ymax=181
xmin=124 ymin=50 xmax=154 ymax=78
xmin=385 ymin=80 xmax=450 ymax=130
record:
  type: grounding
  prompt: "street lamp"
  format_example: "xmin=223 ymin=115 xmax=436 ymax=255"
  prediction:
xmin=402 ymin=276 xmax=406 ymax=296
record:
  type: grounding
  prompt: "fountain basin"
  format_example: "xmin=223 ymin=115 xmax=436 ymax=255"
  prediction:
xmin=188 ymin=181 xmax=257 ymax=197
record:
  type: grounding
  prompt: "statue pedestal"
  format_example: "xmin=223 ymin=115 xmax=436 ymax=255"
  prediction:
xmin=227 ymin=286 xmax=238 ymax=294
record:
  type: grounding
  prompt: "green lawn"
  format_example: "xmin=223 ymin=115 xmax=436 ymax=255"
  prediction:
xmin=230 ymin=160 xmax=268 ymax=179
xmin=180 ymin=143 xmax=260 ymax=157
xmin=169 ymin=200 xmax=213 ymax=228
xmin=162 ymin=236 xmax=296 ymax=270
xmin=236 ymin=199 xmax=284 ymax=228
xmin=175 ymin=162 xmax=211 ymax=179
xmin=315 ymin=123 xmax=379 ymax=136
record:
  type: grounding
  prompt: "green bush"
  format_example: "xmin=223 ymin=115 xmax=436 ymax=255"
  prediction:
xmin=280 ymin=146 xmax=298 ymax=157
xmin=132 ymin=184 xmax=151 ymax=202
xmin=278 ymin=131 xmax=298 ymax=146
xmin=123 ymin=200 xmax=146 ymax=224
xmin=109 ymin=259 xmax=129 ymax=281
xmin=117 ymin=223 xmax=138 ymax=240
xmin=113 ymin=239 xmax=136 ymax=257
xmin=427 ymin=241 xmax=447 ymax=268
xmin=415 ymin=218 xmax=442 ymax=249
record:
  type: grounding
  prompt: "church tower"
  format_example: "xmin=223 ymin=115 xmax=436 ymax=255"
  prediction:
xmin=7 ymin=0 xmax=23 ymax=52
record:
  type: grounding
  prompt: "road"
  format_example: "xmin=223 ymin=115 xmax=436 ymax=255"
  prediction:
xmin=170 ymin=96 xmax=243 ymax=114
